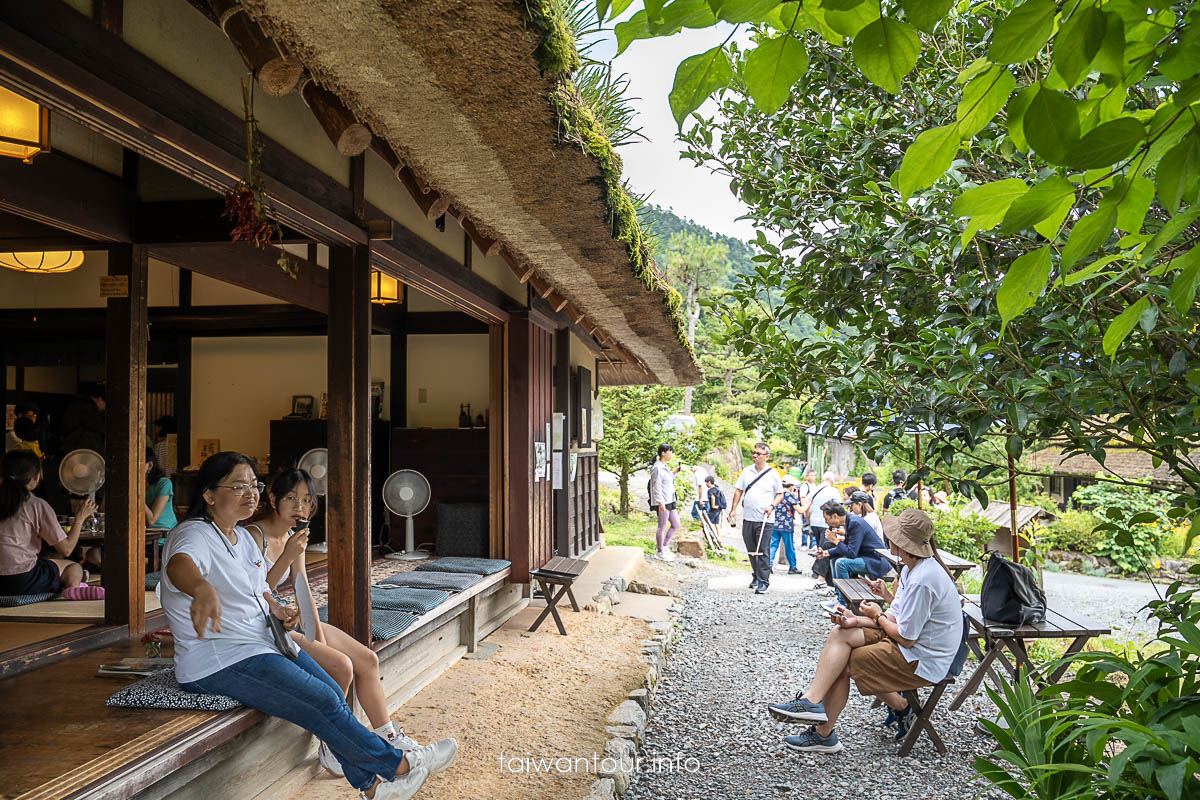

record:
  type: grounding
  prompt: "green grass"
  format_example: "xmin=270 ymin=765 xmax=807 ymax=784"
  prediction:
xmin=601 ymin=512 xmax=748 ymax=569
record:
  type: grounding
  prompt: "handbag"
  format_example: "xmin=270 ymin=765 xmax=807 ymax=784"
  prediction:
xmin=980 ymin=552 xmax=1047 ymax=626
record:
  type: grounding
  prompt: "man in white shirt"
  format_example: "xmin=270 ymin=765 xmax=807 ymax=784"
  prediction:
xmin=806 ymin=472 xmax=842 ymax=544
xmin=766 ymin=509 xmax=962 ymax=754
xmin=728 ymin=442 xmax=784 ymax=594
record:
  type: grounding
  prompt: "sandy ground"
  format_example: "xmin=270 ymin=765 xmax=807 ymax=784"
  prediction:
xmin=295 ymin=606 xmax=654 ymax=800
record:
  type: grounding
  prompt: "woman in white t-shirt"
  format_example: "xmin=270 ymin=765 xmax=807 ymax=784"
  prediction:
xmin=648 ymin=444 xmax=680 ymax=560
xmin=766 ymin=509 xmax=962 ymax=754
xmin=161 ymin=452 xmax=457 ymax=800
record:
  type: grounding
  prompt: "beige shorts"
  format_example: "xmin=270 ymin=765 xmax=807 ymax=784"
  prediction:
xmin=848 ymin=628 xmax=934 ymax=695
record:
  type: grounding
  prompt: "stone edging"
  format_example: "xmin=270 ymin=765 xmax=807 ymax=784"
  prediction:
xmin=582 ymin=602 xmax=683 ymax=800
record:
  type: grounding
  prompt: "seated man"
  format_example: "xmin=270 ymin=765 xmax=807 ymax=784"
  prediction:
xmin=768 ymin=509 xmax=962 ymax=753
xmin=814 ymin=500 xmax=890 ymax=610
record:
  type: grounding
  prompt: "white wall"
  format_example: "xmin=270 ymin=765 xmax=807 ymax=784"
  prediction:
xmin=406 ymin=334 xmax=489 ymax=429
xmin=189 ymin=335 xmax=391 ymax=466
xmin=0 ymin=253 xmax=180 ymax=308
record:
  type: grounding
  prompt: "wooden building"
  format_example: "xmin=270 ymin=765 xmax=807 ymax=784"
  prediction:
xmin=0 ymin=1 xmax=698 ymax=797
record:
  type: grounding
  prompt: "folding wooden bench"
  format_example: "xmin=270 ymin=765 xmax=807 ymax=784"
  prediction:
xmin=528 ymin=556 xmax=588 ymax=635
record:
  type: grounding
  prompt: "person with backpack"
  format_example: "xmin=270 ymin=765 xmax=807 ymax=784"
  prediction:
xmin=648 ymin=444 xmax=681 ymax=561
xmin=882 ymin=469 xmax=917 ymax=512
xmin=769 ymin=476 xmax=803 ymax=575
xmin=728 ymin=442 xmax=784 ymax=593
xmin=703 ymin=475 xmax=726 ymax=526
xmin=806 ymin=472 xmax=842 ymax=547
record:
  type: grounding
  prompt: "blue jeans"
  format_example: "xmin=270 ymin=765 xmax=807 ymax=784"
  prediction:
xmin=833 ymin=557 xmax=871 ymax=605
xmin=770 ymin=528 xmax=796 ymax=569
xmin=181 ymin=651 xmax=404 ymax=791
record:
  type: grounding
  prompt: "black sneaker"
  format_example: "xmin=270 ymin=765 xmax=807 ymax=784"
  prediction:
xmin=787 ymin=568 xmax=802 ymax=575
xmin=755 ymin=584 xmax=768 ymax=594
xmin=893 ymin=704 xmax=915 ymax=741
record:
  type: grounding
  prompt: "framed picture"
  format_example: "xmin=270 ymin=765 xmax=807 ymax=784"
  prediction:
xmin=290 ymin=395 xmax=314 ymax=418
xmin=574 ymin=366 xmax=593 ymax=448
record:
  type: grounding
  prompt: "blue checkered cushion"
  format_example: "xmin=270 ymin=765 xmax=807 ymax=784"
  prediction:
xmin=145 ymin=572 xmax=161 ymax=591
xmin=378 ymin=570 xmax=482 ymax=592
xmin=414 ymin=557 xmax=510 ymax=576
xmin=371 ymin=586 xmax=450 ymax=614
xmin=0 ymin=592 xmax=56 ymax=607
xmin=317 ymin=606 xmax=418 ymax=640
xmin=107 ymin=669 xmax=242 ymax=711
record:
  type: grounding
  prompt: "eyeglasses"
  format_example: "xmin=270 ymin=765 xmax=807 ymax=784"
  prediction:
xmin=752 ymin=451 xmax=769 ymax=457
xmin=218 ymin=482 xmax=265 ymax=496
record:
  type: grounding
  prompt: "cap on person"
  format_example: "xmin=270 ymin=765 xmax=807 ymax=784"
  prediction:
xmin=849 ymin=490 xmax=873 ymax=505
xmin=882 ymin=508 xmax=935 ymax=557
xmin=782 ymin=475 xmax=796 ymax=486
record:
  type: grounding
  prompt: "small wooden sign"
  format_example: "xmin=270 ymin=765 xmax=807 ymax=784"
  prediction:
xmin=99 ymin=275 xmax=129 ymax=298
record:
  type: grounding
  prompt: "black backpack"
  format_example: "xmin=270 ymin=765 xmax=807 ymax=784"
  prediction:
xmin=980 ymin=553 xmax=1047 ymax=626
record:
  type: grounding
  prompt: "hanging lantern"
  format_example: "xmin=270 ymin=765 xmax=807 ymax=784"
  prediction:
xmin=370 ymin=270 xmax=402 ymax=305
xmin=0 ymin=86 xmax=50 ymax=162
xmin=0 ymin=251 xmax=85 ymax=274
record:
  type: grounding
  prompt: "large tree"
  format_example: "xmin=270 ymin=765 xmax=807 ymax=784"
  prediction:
xmin=662 ymin=230 xmax=730 ymax=413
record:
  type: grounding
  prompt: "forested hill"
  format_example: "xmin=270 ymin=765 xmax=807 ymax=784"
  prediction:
xmin=643 ymin=204 xmax=757 ymax=286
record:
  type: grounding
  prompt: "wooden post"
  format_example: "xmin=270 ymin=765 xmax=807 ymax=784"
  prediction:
xmin=1008 ymin=453 xmax=1020 ymax=563
xmin=389 ymin=292 xmax=407 ymax=427
xmin=327 ymin=244 xmax=372 ymax=645
xmin=175 ymin=270 xmax=192 ymax=472
xmin=915 ymin=433 xmax=923 ymax=510
xmin=553 ymin=329 xmax=572 ymax=556
xmin=103 ymin=245 xmax=148 ymax=635
xmin=489 ymin=324 xmax=506 ymax=560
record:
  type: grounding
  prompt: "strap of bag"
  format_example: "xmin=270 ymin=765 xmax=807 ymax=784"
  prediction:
xmin=743 ymin=467 xmax=773 ymax=494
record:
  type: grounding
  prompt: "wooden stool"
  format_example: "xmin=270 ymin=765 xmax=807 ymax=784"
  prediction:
xmin=528 ymin=556 xmax=587 ymax=635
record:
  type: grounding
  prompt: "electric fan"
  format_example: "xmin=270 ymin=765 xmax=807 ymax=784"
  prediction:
xmin=297 ymin=448 xmax=328 ymax=552
xmin=59 ymin=448 xmax=105 ymax=501
xmin=381 ymin=469 xmax=432 ymax=561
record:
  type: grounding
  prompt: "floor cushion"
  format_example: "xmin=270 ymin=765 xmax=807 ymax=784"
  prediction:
xmin=0 ymin=592 xmax=56 ymax=607
xmin=106 ymin=669 xmax=242 ymax=711
xmin=370 ymin=586 xmax=450 ymax=614
xmin=413 ymin=557 xmax=511 ymax=576
xmin=317 ymin=606 xmax=419 ymax=640
xmin=377 ymin=570 xmax=482 ymax=592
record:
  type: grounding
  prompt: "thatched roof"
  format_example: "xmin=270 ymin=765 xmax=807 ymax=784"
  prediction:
xmin=239 ymin=0 xmax=700 ymax=386
xmin=1027 ymin=446 xmax=1190 ymax=487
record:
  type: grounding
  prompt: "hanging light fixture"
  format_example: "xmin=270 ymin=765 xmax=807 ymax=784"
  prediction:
xmin=0 ymin=251 xmax=85 ymax=274
xmin=370 ymin=270 xmax=402 ymax=305
xmin=0 ymin=85 xmax=50 ymax=162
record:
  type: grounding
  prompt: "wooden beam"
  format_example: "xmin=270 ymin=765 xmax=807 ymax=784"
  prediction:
xmin=176 ymin=269 xmax=192 ymax=473
xmin=553 ymin=296 xmax=569 ymax=313
xmin=459 ymin=214 xmax=501 ymax=258
xmin=207 ymin=0 xmax=302 ymax=96
xmin=300 ymin=77 xmax=372 ymax=156
xmin=135 ymin=199 xmax=310 ymax=245
xmin=0 ymin=153 xmax=132 ymax=242
xmin=146 ymin=242 xmax=329 ymax=313
xmin=326 ymin=244 xmax=373 ymax=645
xmin=370 ymin=142 xmax=448 ymax=223
xmin=94 ymin=0 xmax=123 ymax=35
xmin=406 ymin=312 xmax=490 ymax=335
xmin=390 ymin=293 xmax=407 ymax=427
xmin=102 ymin=244 xmax=147 ymax=636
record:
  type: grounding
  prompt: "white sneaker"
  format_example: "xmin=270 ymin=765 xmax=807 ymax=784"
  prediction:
xmin=819 ymin=599 xmax=839 ymax=615
xmin=375 ymin=721 xmax=421 ymax=752
xmin=409 ymin=737 xmax=458 ymax=775
xmin=368 ymin=763 xmax=428 ymax=800
xmin=660 ymin=549 xmax=675 ymax=561
xmin=318 ymin=740 xmax=345 ymax=776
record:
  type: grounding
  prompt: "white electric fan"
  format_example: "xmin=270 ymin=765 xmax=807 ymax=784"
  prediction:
xmin=59 ymin=448 xmax=105 ymax=501
xmin=381 ymin=469 xmax=431 ymax=561
xmin=297 ymin=448 xmax=329 ymax=552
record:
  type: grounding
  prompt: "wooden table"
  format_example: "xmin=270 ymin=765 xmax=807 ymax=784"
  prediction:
xmin=78 ymin=528 xmax=173 ymax=572
xmin=948 ymin=595 xmax=1110 ymax=710
xmin=876 ymin=548 xmax=976 ymax=580
xmin=831 ymin=576 xmax=887 ymax=612
xmin=528 ymin=556 xmax=588 ymax=635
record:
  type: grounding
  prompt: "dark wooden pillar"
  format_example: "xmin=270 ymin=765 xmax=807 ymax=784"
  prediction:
xmin=489 ymin=324 xmax=505 ymax=559
xmin=103 ymin=244 xmax=148 ymax=635
xmin=390 ymin=292 xmax=407 ymax=427
xmin=553 ymin=328 xmax=572 ymax=556
xmin=507 ymin=315 xmax=532 ymax=581
xmin=175 ymin=270 xmax=192 ymax=471
xmin=327 ymin=244 xmax=372 ymax=645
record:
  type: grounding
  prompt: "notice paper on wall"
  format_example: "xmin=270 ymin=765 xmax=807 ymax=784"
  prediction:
xmin=534 ymin=441 xmax=547 ymax=480
xmin=552 ymin=451 xmax=563 ymax=490
xmin=569 ymin=452 xmax=578 ymax=482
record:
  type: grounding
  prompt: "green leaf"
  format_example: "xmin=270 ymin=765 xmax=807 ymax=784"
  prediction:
xmin=743 ymin=33 xmax=809 ymax=115
xmin=852 ymin=17 xmax=921 ymax=94
xmin=900 ymin=0 xmax=952 ymax=33
xmin=707 ymin=0 xmax=781 ymax=23
xmin=1157 ymin=133 xmax=1200 ymax=214
xmin=615 ymin=11 xmax=651 ymax=54
xmin=997 ymin=245 xmax=1052 ymax=331
xmin=1065 ymin=117 xmax=1146 ymax=169
xmin=1004 ymin=85 xmax=1038 ymax=152
xmin=1111 ymin=175 xmax=1154 ymax=235
xmin=1142 ymin=207 xmax=1200 ymax=263
xmin=956 ymin=66 xmax=1016 ymax=137
xmin=1103 ymin=296 xmax=1150 ymax=357
xmin=1061 ymin=253 xmax=1125 ymax=286
xmin=670 ymin=45 xmax=735 ymax=129
xmin=1006 ymin=434 xmax=1023 ymax=459
xmin=1160 ymin=29 xmax=1200 ymax=81
xmin=1054 ymin=6 xmax=1107 ymax=87
xmin=1024 ymin=86 xmax=1080 ymax=165
xmin=1093 ymin=11 xmax=1125 ymax=79
xmin=1169 ymin=249 xmax=1200 ymax=315
xmin=989 ymin=0 xmax=1056 ymax=65
xmin=1060 ymin=205 xmax=1117 ymax=272
xmin=1156 ymin=759 xmax=1187 ymax=800
xmin=896 ymin=123 xmax=960 ymax=198
xmin=655 ymin=0 xmax=719 ymax=32
xmin=1001 ymin=176 xmax=1075 ymax=235
xmin=824 ymin=0 xmax=880 ymax=38
xmin=952 ymin=178 xmax=1028 ymax=219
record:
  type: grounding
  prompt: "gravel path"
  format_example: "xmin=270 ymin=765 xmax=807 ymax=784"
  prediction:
xmin=625 ymin=560 xmax=1002 ymax=800
xmin=1042 ymin=569 xmax=1162 ymax=641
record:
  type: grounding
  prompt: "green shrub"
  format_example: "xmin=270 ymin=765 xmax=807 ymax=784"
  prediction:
xmin=1040 ymin=510 xmax=1103 ymax=553
xmin=1070 ymin=480 xmax=1172 ymax=572
xmin=888 ymin=498 xmax=995 ymax=561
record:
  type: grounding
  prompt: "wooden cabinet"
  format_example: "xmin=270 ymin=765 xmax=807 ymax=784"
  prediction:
xmin=389 ymin=427 xmax=489 ymax=552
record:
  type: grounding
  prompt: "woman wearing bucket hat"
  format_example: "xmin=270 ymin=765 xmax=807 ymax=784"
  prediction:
xmin=766 ymin=509 xmax=962 ymax=753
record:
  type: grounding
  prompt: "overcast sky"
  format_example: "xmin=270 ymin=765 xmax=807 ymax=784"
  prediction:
xmin=595 ymin=25 xmax=759 ymax=243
